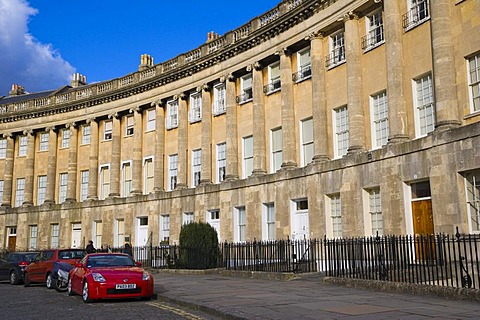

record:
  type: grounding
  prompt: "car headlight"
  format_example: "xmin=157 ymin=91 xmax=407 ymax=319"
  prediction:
xmin=142 ymin=272 xmax=150 ymax=281
xmin=92 ymin=273 xmax=106 ymax=282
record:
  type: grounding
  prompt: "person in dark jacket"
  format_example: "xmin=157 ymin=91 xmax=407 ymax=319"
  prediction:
xmin=86 ymin=240 xmax=96 ymax=254
xmin=123 ymin=243 xmax=133 ymax=257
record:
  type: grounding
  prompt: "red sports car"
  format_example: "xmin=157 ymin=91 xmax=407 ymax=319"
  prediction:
xmin=68 ymin=253 xmax=154 ymax=303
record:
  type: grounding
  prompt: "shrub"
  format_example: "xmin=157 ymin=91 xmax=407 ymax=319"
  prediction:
xmin=178 ymin=222 xmax=220 ymax=269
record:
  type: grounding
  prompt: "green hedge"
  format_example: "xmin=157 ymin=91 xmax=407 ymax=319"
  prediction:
xmin=178 ymin=222 xmax=220 ymax=269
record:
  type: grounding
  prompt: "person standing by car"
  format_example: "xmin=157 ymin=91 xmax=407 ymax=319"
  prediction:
xmin=123 ymin=243 xmax=133 ymax=257
xmin=85 ymin=240 xmax=96 ymax=254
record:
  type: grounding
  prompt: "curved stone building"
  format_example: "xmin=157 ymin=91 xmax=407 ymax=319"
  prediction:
xmin=0 ymin=0 xmax=479 ymax=251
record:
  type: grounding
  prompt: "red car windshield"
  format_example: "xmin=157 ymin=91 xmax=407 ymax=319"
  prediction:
xmin=86 ymin=255 xmax=135 ymax=268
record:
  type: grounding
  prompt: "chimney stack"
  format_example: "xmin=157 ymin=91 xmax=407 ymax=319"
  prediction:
xmin=70 ymin=73 xmax=87 ymax=88
xmin=9 ymin=84 xmax=26 ymax=96
xmin=206 ymin=31 xmax=219 ymax=43
xmin=139 ymin=54 xmax=154 ymax=71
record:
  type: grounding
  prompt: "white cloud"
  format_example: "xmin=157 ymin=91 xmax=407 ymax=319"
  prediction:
xmin=0 ymin=0 xmax=75 ymax=96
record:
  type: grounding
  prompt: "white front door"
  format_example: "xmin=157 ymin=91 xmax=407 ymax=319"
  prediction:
xmin=136 ymin=217 xmax=149 ymax=247
xmin=71 ymin=223 xmax=82 ymax=248
xmin=291 ymin=199 xmax=309 ymax=241
xmin=207 ymin=210 xmax=220 ymax=241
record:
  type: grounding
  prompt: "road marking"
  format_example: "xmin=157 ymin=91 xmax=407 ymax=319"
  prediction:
xmin=146 ymin=301 xmax=207 ymax=320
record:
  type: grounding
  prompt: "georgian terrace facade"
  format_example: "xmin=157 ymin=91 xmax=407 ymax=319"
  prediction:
xmin=0 ymin=0 xmax=479 ymax=252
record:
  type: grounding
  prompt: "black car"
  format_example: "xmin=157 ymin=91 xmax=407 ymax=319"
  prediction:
xmin=0 ymin=252 xmax=39 ymax=284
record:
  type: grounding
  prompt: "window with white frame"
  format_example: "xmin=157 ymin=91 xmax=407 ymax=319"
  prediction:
xmin=51 ymin=224 xmax=59 ymax=248
xmin=18 ymin=135 xmax=27 ymax=156
xmin=334 ymin=106 xmax=349 ymax=158
xmin=207 ymin=209 xmax=221 ymax=241
xmin=262 ymin=203 xmax=275 ymax=241
xmin=192 ymin=149 xmax=202 ymax=187
xmin=82 ymin=125 xmax=91 ymax=145
xmin=213 ymin=83 xmax=226 ymax=115
xmin=295 ymin=47 xmax=311 ymax=82
xmin=216 ymin=143 xmax=226 ymax=183
xmin=234 ymin=206 xmax=246 ymax=243
xmin=29 ymin=225 xmax=38 ymax=249
xmin=271 ymin=128 xmax=283 ymax=172
xmin=465 ymin=170 xmax=480 ymax=233
xmin=61 ymin=129 xmax=70 ymax=148
xmin=93 ymin=221 xmax=102 ymax=249
xmin=368 ymin=188 xmax=383 ymax=236
xmin=143 ymin=157 xmax=154 ymax=194
xmin=242 ymin=136 xmax=253 ymax=178
xmin=39 ymin=132 xmax=49 ymax=151
xmin=326 ymin=31 xmax=345 ymax=68
xmin=168 ymin=154 xmax=178 ymax=191
xmin=37 ymin=175 xmax=47 ymax=205
xmin=238 ymin=74 xmax=253 ymax=104
xmin=15 ymin=178 xmax=25 ymax=207
xmin=414 ymin=74 xmax=435 ymax=138
xmin=183 ymin=212 xmax=194 ymax=225
xmin=468 ymin=54 xmax=480 ymax=113
xmin=103 ymin=120 xmax=112 ymax=141
xmin=371 ymin=91 xmax=389 ymax=149
xmin=0 ymin=138 xmax=7 ymax=158
xmin=329 ymin=194 xmax=342 ymax=238
xmin=265 ymin=62 xmax=281 ymax=94
xmin=80 ymin=170 xmax=89 ymax=201
xmin=159 ymin=215 xmax=170 ymax=243
xmin=362 ymin=10 xmax=384 ymax=51
xmin=166 ymin=100 xmax=179 ymax=129
xmin=0 ymin=180 xmax=3 ymax=204
xmin=403 ymin=0 xmax=430 ymax=31
xmin=125 ymin=115 xmax=134 ymax=136
xmin=114 ymin=219 xmax=125 ymax=247
xmin=300 ymin=118 xmax=314 ymax=166
xmin=121 ymin=161 xmax=132 ymax=197
xmin=189 ymin=92 xmax=202 ymax=123
xmin=99 ymin=165 xmax=110 ymax=200
xmin=146 ymin=109 xmax=156 ymax=132
xmin=59 ymin=173 xmax=68 ymax=203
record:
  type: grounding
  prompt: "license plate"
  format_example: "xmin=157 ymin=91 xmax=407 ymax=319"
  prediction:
xmin=115 ymin=283 xmax=136 ymax=289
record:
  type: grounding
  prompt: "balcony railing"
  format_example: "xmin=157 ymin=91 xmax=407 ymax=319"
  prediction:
xmin=292 ymin=64 xmax=312 ymax=82
xmin=236 ymin=88 xmax=253 ymax=104
xmin=402 ymin=0 xmax=430 ymax=31
xmin=263 ymin=79 xmax=281 ymax=94
xmin=361 ymin=26 xmax=384 ymax=51
xmin=325 ymin=47 xmax=346 ymax=68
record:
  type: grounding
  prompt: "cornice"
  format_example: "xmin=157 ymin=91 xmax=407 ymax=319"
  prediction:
xmin=0 ymin=0 xmax=335 ymax=124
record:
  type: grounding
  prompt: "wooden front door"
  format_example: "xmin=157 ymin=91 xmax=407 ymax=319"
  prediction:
xmin=7 ymin=236 xmax=16 ymax=252
xmin=412 ymin=200 xmax=435 ymax=262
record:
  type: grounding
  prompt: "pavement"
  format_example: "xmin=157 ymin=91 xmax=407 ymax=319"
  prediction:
xmin=152 ymin=270 xmax=480 ymax=320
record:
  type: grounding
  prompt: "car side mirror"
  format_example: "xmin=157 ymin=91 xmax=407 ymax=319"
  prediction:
xmin=75 ymin=262 xmax=83 ymax=268
xmin=136 ymin=261 xmax=142 ymax=267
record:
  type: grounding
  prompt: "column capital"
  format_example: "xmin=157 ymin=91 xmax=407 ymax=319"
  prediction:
xmin=306 ymin=30 xmax=324 ymax=41
xmin=343 ymin=11 xmax=359 ymax=22
xmin=227 ymin=73 xmax=236 ymax=82
xmin=276 ymin=48 xmax=291 ymax=56
xmin=129 ymin=106 xmax=141 ymax=114
xmin=151 ymin=99 xmax=165 ymax=107
xmin=2 ymin=132 xmax=13 ymax=139
xmin=179 ymin=92 xmax=188 ymax=101
xmin=65 ymin=122 xmax=77 ymax=129
xmin=201 ymin=84 xmax=211 ymax=92
xmin=253 ymin=61 xmax=262 ymax=71
xmin=23 ymin=129 xmax=34 ymax=136
xmin=108 ymin=112 xmax=120 ymax=120
xmin=86 ymin=117 xmax=97 ymax=125
xmin=45 ymin=126 xmax=56 ymax=133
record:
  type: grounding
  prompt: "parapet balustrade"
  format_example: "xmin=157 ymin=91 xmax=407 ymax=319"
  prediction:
xmin=0 ymin=0 xmax=330 ymax=116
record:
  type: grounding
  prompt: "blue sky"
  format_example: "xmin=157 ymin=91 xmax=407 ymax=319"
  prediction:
xmin=0 ymin=0 xmax=280 ymax=96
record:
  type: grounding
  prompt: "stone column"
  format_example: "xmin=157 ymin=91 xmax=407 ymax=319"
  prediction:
xmin=430 ymin=0 xmax=461 ymax=130
xmin=252 ymin=63 xmax=267 ymax=176
xmin=310 ymin=32 xmax=329 ymax=162
xmin=152 ymin=100 xmax=165 ymax=192
xmin=44 ymin=127 xmax=58 ymax=204
xmin=384 ymin=0 xmax=409 ymax=143
xmin=22 ymin=130 xmax=34 ymax=206
xmin=279 ymin=49 xmax=297 ymax=169
xmin=130 ymin=107 xmax=143 ymax=195
xmin=1 ymin=133 xmax=14 ymax=207
xmin=108 ymin=114 xmax=121 ymax=197
xmin=65 ymin=123 xmax=78 ymax=202
xmin=225 ymin=74 xmax=239 ymax=180
xmin=200 ymin=84 xmax=212 ymax=184
xmin=345 ymin=13 xmax=366 ymax=153
xmin=87 ymin=118 xmax=99 ymax=200
xmin=176 ymin=93 xmax=188 ymax=189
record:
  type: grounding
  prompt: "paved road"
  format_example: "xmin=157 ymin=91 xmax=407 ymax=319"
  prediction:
xmin=0 ymin=281 xmax=223 ymax=320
